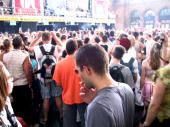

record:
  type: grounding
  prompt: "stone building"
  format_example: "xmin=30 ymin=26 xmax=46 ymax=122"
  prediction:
xmin=111 ymin=0 xmax=170 ymax=29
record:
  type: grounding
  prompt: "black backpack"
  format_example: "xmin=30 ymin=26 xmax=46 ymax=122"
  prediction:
xmin=120 ymin=57 xmax=136 ymax=82
xmin=37 ymin=45 xmax=56 ymax=84
xmin=109 ymin=66 xmax=125 ymax=83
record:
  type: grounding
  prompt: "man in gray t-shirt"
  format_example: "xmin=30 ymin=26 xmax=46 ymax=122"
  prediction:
xmin=74 ymin=44 xmax=135 ymax=127
xmin=85 ymin=83 xmax=134 ymax=127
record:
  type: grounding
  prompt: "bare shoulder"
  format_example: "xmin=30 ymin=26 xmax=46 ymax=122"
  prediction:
xmin=142 ymin=58 xmax=149 ymax=67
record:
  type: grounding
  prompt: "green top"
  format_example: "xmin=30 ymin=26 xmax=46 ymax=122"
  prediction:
xmin=153 ymin=64 xmax=170 ymax=122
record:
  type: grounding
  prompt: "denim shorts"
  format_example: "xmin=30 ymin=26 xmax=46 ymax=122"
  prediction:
xmin=40 ymin=80 xmax=62 ymax=99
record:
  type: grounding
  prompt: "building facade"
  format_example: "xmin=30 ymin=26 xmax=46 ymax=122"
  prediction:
xmin=111 ymin=0 xmax=170 ymax=29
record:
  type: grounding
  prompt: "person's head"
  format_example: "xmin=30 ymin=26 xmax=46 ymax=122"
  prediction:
xmin=149 ymin=43 xmax=162 ymax=70
xmin=112 ymin=45 xmax=125 ymax=60
xmin=73 ymin=32 xmax=77 ymax=38
xmin=23 ymin=36 xmax=28 ymax=44
xmin=119 ymin=38 xmax=131 ymax=51
xmin=77 ymin=39 xmax=83 ymax=49
xmin=84 ymin=37 xmax=90 ymax=44
xmin=140 ymin=37 xmax=145 ymax=44
xmin=110 ymin=31 xmax=114 ymax=37
xmin=2 ymin=39 xmax=12 ymax=51
xmin=56 ymin=32 xmax=60 ymax=38
xmin=75 ymin=44 xmax=109 ymax=89
xmin=94 ymin=37 xmax=100 ymax=43
xmin=133 ymin=32 xmax=139 ymax=39
xmin=102 ymin=35 xmax=108 ymax=43
xmin=140 ymin=32 xmax=143 ymax=36
xmin=91 ymin=31 xmax=94 ymax=35
xmin=105 ymin=32 xmax=110 ymax=38
xmin=12 ymin=36 xmax=23 ymax=49
xmin=66 ymin=39 xmax=78 ymax=55
xmin=42 ymin=32 xmax=51 ymax=42
xmin=0 ymin=63 xmax=9 ymax=112
xmin=61 ymin=34 xmax=67 ymax=41
xmin=23 ymin=36 xmax=28 ymax=42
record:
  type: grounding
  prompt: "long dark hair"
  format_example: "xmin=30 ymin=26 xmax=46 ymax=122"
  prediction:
xmin=149 ymin=43 xmax=161 ymax=70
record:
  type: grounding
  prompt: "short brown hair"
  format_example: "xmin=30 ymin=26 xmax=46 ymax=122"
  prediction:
xmin=3 ymin=39 xmax=11 ymax=51
xmin=75 ymin=44 xmax=109 ymax=75
xmin=66 ymin=39 xmax=78 ymax=55
xmin=42 ymin=32 xmax=51 ymax=42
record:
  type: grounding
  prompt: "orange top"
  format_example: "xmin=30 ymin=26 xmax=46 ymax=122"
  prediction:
xmin=53 ymin=54 xmax=83 ymax=105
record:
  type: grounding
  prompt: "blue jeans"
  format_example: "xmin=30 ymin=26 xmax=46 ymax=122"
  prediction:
xmin=63 ymin=102 xmax=87 ymax=127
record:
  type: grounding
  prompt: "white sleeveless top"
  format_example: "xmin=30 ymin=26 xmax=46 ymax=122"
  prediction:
xmin=3 ymin=50 xmax=28 ymax=86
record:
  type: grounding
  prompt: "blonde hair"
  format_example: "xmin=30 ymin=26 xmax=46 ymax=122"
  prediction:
xmin=0 ymin=63 xmax=9 ymax=112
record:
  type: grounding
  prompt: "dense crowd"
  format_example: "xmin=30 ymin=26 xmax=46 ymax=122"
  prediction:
xmin=0 ymin=28 xmax=169 ymax=127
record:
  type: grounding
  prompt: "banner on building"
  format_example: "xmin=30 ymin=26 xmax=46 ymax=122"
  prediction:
xmin=14 ymin=0 xmax=41 ymax=15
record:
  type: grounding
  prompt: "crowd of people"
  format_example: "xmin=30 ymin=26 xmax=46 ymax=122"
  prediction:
xmin=0 ymin=27 xmax=169 ymax=127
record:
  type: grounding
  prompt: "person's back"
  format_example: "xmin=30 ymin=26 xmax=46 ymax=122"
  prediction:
xmin=54 ymin=54 xmax=83 ymax=104
xmin=4 ymin=50 xmax=28 ymax=86
xmin=119 ymin=37 xmax=138 ymax=83
xmin=3 ymin=36 xmax=34 ymax=126
xmin=110 ymin=63 xmax=135 ymax=89
xmin=53 ymin=39 xmax=86 ymax=127
xmin=86 ymin=83 xmax=134 ymax=127
xmin=110 ymin=45 xmax=135 ymax=89
xmin=32 ymin=32 xmax=63 ymax=125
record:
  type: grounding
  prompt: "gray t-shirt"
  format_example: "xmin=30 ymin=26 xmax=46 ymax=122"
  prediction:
xmin=85 ymin=83 xmax=134 ymax=127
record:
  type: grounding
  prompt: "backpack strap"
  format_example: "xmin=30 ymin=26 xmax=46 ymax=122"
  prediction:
xmin=119 ymin=66 xmax=125 ymax=71
xmin=39 ymin=45 xmax=55 ymax=55
xmin=5 ymin=106 xmax=18 ymax=127
xmin=39 ymin=45 xmax=46 ymax=55
xmin=128 ymin=57 xmax=135 ymax=66
xmin=49 ymin=45 xmax=55 ymax=55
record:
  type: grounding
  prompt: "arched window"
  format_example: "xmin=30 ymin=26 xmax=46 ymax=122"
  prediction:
xmin=144 ymin=10 xmax=155 ymax=28
xmin=130 ymin=10 xmax=140 ymax=27
xmin=159 ymin=8 xmax=170 ymax=28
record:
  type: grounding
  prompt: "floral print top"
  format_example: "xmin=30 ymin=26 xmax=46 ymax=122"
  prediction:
xmin=153 ymin=64 xmax=170 ymax=122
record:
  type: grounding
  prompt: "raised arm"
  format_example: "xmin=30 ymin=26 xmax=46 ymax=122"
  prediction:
xmin=30 ymin=31 xmax=42 ymax=48
xmin=51 ymin=31 xmax=62 ymax=46
xmin=162 ymin=33 xmax=169 ymax=65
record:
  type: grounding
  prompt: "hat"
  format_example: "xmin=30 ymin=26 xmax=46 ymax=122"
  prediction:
xmin=119 ymin=38 xmax=131 ymax=51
